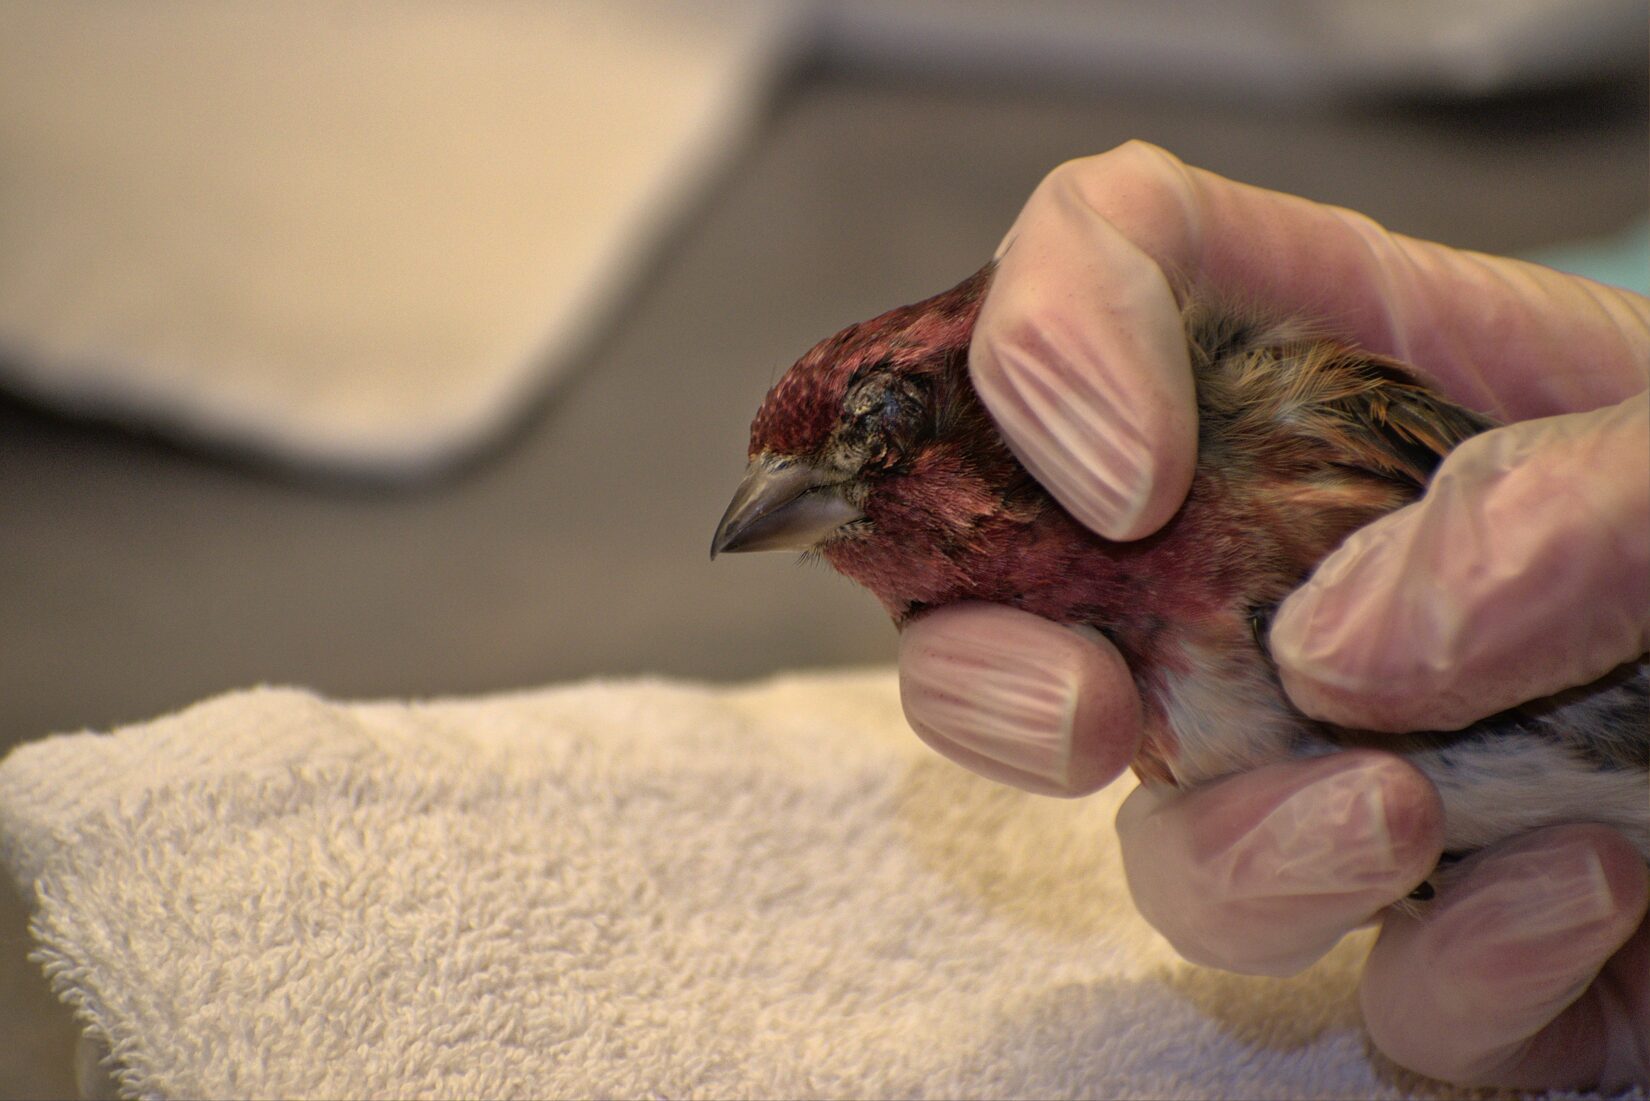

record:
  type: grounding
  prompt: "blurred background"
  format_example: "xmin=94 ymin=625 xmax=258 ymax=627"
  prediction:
xmin=1 ymin=2 xmax=1645 ymax=1096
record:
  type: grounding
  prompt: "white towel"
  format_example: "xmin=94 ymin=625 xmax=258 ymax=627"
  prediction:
xmin=0 ymin=669 xmax=1532 ymax=1100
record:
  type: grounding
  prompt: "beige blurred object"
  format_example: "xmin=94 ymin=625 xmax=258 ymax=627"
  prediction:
xmin=0 ymin=1 xmax=801 ymax=475
xmin=0 ymin=0 xmax=1637 ymax=480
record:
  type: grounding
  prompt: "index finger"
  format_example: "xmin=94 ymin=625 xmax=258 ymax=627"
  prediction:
xmin=971 ymin=142 xmax=1650 ymax=540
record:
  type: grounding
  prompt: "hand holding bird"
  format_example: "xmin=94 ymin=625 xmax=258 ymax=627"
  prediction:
xmin=715 ymin=145 xmax=1650 ymax=1090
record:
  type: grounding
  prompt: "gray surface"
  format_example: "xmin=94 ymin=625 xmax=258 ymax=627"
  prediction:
xmin=2 ymin=70 xmax=1646 ymax=1098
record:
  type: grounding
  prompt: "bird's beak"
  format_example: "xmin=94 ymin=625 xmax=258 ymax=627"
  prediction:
xmin=711 ymin=456 xmax=864 ymax=558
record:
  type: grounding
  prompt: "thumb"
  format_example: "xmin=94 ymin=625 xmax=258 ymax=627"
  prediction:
xmin=1272 ymin=390 xmax=1650 ymax=732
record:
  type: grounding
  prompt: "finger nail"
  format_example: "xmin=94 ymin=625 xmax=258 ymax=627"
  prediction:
xmin=1513 ymin=845 xmax=1617 ymax=938
xmin=1430 ymin=838 xmax=1627 ymax=1023
xmin=968 ymin=229 xmax=1194 ymax=542
xmin=1271 ymin=488 xmax=1509 ymax=734
xmin=1269 ymin=526 xmax=1395 ymax=715
xmin=972 ymin=332 xmax=1156 ymax=541
xmin=1460 ymin=840 xmax=1618 ymax=944
xmin=901 ymin=622 xmax=1081 ymax=786
xmin=1229 ymin=757 xmax=1438 ymax=898
xmin=898 ymin=606 xmax=1138 ymax=795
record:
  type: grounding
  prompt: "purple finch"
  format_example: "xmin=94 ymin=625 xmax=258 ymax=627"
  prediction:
xmin=713 ymin=266 xmax=1649 ymax=876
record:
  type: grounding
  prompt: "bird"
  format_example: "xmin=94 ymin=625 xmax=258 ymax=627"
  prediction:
xmin=712 ymin=265 xmax=1649 ymax=876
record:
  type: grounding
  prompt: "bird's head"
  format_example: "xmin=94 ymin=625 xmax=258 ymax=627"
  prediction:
xmin=712 ymin=266 xmax=1046 ymax=620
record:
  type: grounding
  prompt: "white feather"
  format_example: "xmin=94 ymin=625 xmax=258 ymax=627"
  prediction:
xmin=1158 ymin=636 xmax=1650 ymax=861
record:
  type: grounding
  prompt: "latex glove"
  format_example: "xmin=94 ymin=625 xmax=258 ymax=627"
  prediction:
xmin=897 ymin=142 xmax=1650 ymax=1089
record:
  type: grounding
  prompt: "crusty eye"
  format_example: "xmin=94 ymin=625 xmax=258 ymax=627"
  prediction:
xmin=833 ymin=372 xmax=931 ymax=471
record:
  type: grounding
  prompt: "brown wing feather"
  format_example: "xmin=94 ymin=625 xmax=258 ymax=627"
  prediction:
xmin=1184 ymin=305 xmax=1496 ymax=491
xmin=1308 ymin=349 xmax=1496 ymax=486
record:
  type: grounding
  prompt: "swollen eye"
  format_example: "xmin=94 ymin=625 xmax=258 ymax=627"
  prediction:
xmin=839 ymin=374 xmax=930 ymax=468
xmin=845 ymin=374 xmax=925 ymax=431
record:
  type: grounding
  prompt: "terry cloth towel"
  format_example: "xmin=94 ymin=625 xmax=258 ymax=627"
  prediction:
xmin=0 ymin=1 xmax=799 ymax=477
xmin=0 ymin=670 xmax=1580 ymax=1101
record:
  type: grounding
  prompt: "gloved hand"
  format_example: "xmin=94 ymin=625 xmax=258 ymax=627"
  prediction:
xmin=897 ymin=142 xmax=1650 ymax=1089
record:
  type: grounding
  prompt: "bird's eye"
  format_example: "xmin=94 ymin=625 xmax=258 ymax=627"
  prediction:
xmin=835 ymin=372 xmax=930 ymax=471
